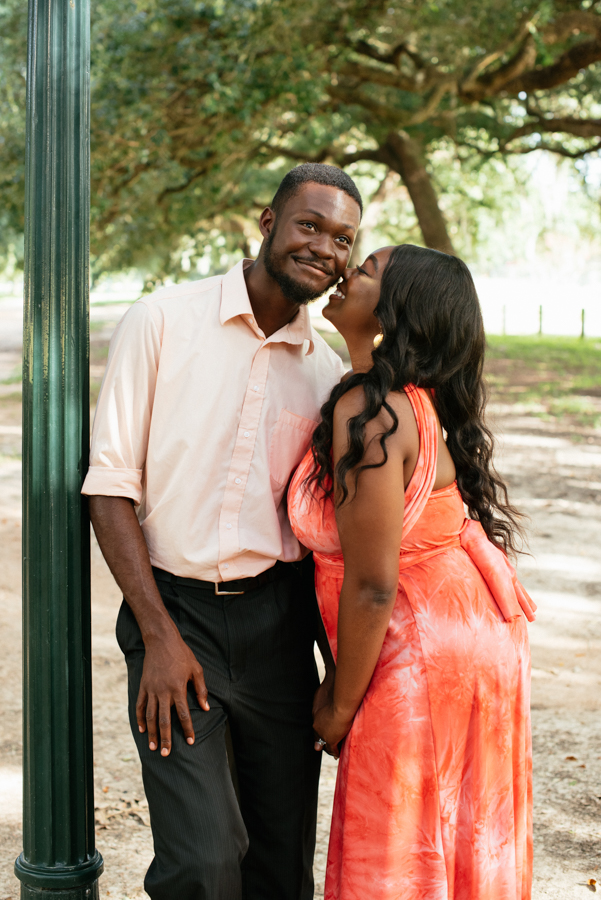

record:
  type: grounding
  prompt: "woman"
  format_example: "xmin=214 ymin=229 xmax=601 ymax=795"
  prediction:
xmin=288 ymin=245 xmax=535 ymax=900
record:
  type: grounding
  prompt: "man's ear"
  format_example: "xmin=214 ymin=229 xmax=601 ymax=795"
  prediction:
xmin=258 ymin=206 xmax=276 ymax=239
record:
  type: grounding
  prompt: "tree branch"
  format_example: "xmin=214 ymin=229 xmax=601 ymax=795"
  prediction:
xmin=462 ymin=34 xmax=537 ymax=100
xmin=350 ymin=39 xmax=428 ymax=71
xmin=461 ymin=11 xmax=538 ymax=91
xmin=502 ymin=115 xmax=601 ymax=145
xmin=501 ymin=138 xmax=601 ymax=158
xmin=336 ymin=60 xmax=419 ymax=92
xmin=157 ymin=167 xmax=208 ymax=204
xmin=542 ymin=10 xmax=601 ymax=43
xmin=326 ymin=82 xmax=414 ymax=128
xmin=504 ymin=36 xmax=601 ymax=93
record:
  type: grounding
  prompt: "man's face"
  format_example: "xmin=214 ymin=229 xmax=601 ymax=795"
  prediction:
xmin=260 ymin=183 xmax=361 ymax=305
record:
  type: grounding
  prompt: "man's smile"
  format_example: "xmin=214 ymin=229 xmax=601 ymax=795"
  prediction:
xmin=292 ymin=256 xmax=334 ymax=277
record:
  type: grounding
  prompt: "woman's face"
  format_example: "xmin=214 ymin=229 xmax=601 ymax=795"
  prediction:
xmin=322 ymin=246 xmax=395 ymax=341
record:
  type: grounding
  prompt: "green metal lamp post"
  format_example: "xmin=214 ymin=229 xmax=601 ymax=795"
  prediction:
xmin=15 ymin=0 xmax=103 ymax=895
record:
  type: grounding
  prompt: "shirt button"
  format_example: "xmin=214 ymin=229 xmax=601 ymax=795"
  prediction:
xmin=243 ymin=431 xmax=249 ymax=437
xmin=226 ymin=523 xmax=232 ymax=529
xmin=235 ymin=478 xmax=241 ymax=484
xmin=224 ymin=563 xmax=229 ymax=569
xmin=252 ymin=385 xmax=259 ymax=392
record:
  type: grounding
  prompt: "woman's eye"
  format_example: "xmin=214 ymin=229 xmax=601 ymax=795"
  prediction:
xmin=356 ymin=265 xmax=368 ymax=276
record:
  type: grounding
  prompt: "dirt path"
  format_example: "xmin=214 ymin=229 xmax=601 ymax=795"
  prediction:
xmin=1 ymin=307 xmax=601 ymax=897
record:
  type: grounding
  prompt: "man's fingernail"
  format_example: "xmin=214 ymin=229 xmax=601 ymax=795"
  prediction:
xmin=187 ymin=737 xmax=194 ymax=745
xmin=161 ymin=748 xmax=169 ymax=757
xmin=139 ymin=726 xmax=144 ymax=733
xmin=149 ymin=742 xmax=156 ymax=750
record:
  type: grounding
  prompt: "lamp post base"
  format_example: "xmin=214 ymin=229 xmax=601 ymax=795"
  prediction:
xmin=15 ymin=851 xmax=103 ymax=898
xmin=21 ymin=885 xmax=99 ymax=899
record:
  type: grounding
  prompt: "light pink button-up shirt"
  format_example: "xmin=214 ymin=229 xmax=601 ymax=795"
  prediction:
xmin=82 ymin=259 xmax=344 ymax=581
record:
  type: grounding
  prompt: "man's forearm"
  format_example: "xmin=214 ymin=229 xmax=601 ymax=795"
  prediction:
xmin=89 ymin=495 xmax=177 ymax=642
xmin=89 ymin=494 xmax=210 ymax=755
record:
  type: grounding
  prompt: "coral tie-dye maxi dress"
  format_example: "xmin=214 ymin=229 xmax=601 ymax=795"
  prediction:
xmin=288 ymin=386 xmax=535 ymax=900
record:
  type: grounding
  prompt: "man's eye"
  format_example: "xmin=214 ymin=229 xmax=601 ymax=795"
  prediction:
xmin=301 ymin=222 xmax=316 ymax=230
xmin=337 ymin=236 xmax=350 ymax=245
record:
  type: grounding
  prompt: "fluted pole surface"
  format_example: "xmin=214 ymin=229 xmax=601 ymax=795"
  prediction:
xmin=16 ymin=0 xmax=103 ymax=894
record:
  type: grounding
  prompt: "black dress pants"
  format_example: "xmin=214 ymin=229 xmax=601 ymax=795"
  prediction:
xmin=116 ymin=556 xmax=321 ymax=900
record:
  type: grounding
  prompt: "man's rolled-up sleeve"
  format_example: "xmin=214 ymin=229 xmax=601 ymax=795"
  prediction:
xmin=81 ymin=300 xmax=161 ymax=504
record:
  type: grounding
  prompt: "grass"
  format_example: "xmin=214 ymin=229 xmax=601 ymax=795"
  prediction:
xmin=485 ymin=335 xmax=601 ymax=428
xmin=317 ymin=331 xmax=601 ymax=430
xmin=0 ymin=365 xmax=22 ymax=385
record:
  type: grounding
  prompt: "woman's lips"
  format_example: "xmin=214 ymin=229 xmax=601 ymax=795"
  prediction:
xmin=329 ymin=287 xmax=345 ymax=300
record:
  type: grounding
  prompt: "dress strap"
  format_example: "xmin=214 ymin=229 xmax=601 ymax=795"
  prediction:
xmin=402 ymin=386 xmax=438 ymax=540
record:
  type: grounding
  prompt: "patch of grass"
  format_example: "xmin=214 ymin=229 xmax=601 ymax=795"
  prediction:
xmin=485 ymin=336 xmax=601 ymax=428
xmin=319 ymin=332 xmax=601 ymax=430
xmin=0 ymin=391 xmax=23 ymax=406
xmin=0 ymin=365 xmax=22 ymax=385
xmin=486 ymin=335 xmax=601 ymax=394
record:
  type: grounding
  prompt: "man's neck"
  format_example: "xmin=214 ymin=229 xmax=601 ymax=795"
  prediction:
xmin=244 ymin=259 xmax=302 ymax=338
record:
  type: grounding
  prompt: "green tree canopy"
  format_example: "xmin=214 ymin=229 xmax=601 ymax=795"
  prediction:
xmin=1 ymin=0 xmax=601 ymax=280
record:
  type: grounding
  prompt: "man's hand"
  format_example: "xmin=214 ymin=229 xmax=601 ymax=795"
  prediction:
xmin=312 ymin=666 xmax=334 ymax=722
xmin=137 ymin=630 xmax=210 ymax=756
xmin=89 ymin=495 xmax=212 ymax=759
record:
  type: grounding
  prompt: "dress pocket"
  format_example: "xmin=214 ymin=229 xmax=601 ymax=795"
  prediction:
xmin=269 ymin=409 xmax=318 ymax=487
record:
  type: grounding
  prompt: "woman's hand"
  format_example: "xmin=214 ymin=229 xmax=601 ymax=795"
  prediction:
xmin=313 ymin=666 xmax=335 ymax=719
xmin=313 ymin=697 xmax=354 ymax=760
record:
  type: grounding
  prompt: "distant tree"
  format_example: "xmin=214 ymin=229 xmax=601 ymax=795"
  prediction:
xmin=1 ymin=0 xmax=601 ymax=278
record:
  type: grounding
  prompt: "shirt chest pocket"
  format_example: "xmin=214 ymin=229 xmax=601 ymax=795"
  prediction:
xmin=269 ymin=409 xmax=319 ymax=488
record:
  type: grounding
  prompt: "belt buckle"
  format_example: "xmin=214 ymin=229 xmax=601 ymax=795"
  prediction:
xmin=214 ymin=582 xmax=245 ymax=596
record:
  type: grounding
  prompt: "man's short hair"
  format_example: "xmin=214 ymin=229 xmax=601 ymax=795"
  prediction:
xmin=270 ymin=163 xmax=363 ymax=217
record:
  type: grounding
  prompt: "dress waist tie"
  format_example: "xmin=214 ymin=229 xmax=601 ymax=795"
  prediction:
xmin=459 ymin=519 xmax=536 ymax=622
xmin=315 ymin=520 xmax=536 ymax=624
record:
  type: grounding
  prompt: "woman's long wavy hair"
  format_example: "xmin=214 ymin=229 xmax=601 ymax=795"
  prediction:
xmin=308 ymin=244 xmax=524 ymax=556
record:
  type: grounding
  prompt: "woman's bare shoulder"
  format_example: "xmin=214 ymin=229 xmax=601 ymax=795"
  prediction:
xmin=333 ymin=386 xmax=415 ymax=438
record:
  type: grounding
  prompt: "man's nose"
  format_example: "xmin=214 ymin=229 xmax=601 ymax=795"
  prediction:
xmin=307 ymin=232 xmax=336 ymax=258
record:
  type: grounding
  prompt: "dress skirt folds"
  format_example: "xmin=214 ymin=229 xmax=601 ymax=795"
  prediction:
xmin=288 ymin=386 xmax=534 ymax=900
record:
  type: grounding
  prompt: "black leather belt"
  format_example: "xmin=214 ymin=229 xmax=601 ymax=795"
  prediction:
xmin=152 ymin=559 xmax=300 ymax=596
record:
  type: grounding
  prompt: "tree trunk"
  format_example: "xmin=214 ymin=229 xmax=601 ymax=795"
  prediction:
xmin=380 ymin=131 xmax=455 ymax=255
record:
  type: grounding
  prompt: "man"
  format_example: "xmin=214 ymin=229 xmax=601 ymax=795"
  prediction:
xmin=84 ymin=163 xmax=363 ymax=899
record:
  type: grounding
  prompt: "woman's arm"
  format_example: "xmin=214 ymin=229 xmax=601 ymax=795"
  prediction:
xmin=313 ymin=388 xmax=412 ymax=756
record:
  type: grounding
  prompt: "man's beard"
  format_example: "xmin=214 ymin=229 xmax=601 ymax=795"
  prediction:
xmin=263 ymin=229 xmax=334 ymax=306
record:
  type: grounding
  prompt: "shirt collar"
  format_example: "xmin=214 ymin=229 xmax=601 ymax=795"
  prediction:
xmin=220 ymin=258 xmax=315 ymax=355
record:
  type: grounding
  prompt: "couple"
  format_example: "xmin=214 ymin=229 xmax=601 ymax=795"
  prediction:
xmin=84 ymin=163 xmax=534 ymax=900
